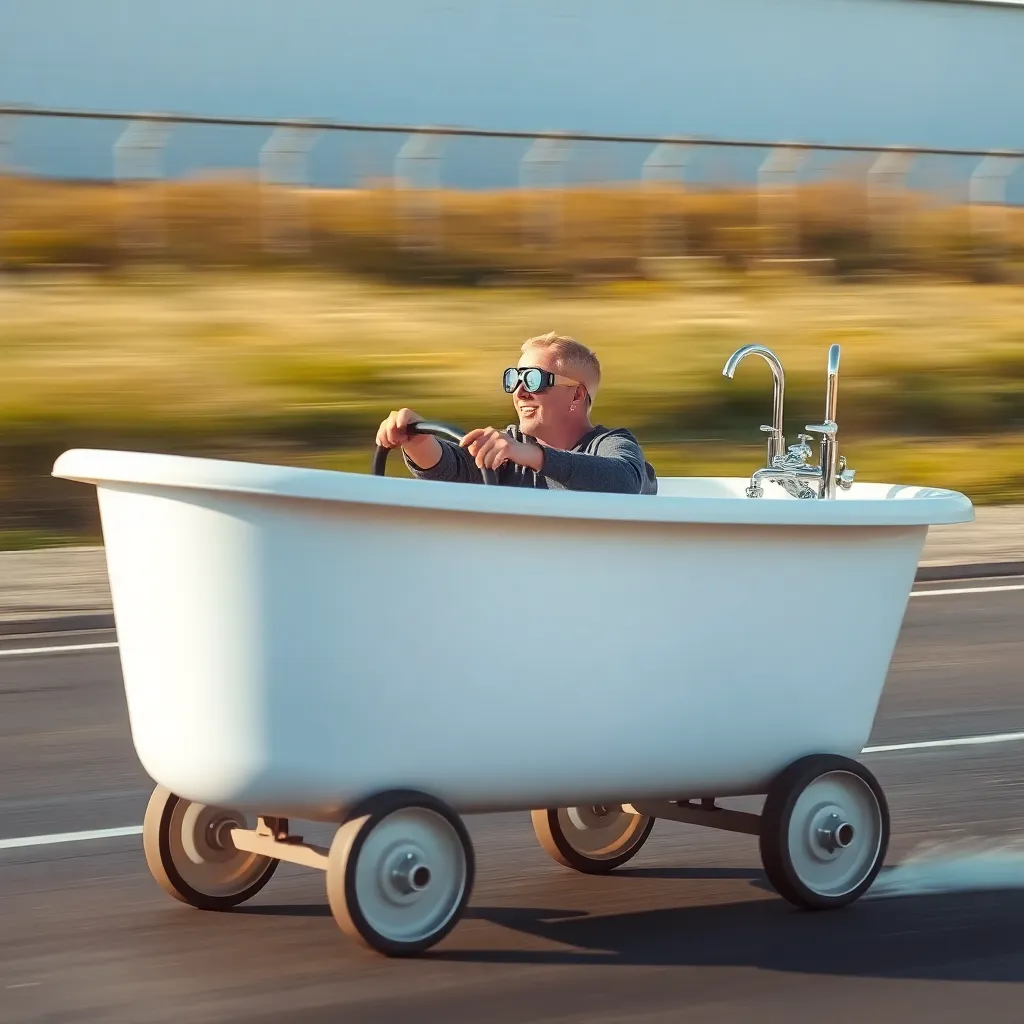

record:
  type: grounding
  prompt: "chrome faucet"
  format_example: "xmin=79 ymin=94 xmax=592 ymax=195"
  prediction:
xmin=747 ymin=434 xmax=821 ymax=499
xmin=730 ymin=343 xmax=856 ymax=499
xmin=721 ymin=344 xmax=786 ymax=467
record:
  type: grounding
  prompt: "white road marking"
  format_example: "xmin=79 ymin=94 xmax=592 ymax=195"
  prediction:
xmin=0 ymin=825 xmax=142 ymax=851
xmin=909 ymin=584 xmax=1024 ymax=599
xmin=0 ymin=641 xmax=119 ymax=659
xmin=0 ymin=579 xmax=1018 ymax=660
xmin=0 ymin=574 xmax=1019 ymax=851
xmin=5 ymin=728 xmax=1024 ymax=853
xmin=863 ymin=731 xmax=1024 ymax=754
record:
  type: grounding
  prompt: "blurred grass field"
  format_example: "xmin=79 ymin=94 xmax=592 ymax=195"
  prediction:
xmin=2 ymin=263 xmax=1024 ymax=547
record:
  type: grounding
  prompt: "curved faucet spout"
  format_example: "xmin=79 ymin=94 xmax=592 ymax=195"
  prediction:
xmin=722 ymin=344 xmax=786 ymax=465
xmin=722 ymin=343 xmax=785 ymax=384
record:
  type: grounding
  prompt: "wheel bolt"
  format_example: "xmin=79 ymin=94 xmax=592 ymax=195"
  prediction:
xmin=208 ymin=819 xmax=237 ymax=851
xmin=817 ymin=813 xmax=855 ymax=853
xmin=391 ymin=852 xmax=430 ymax=894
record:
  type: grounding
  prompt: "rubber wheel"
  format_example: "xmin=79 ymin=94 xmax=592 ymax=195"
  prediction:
xmin=326 ymin=790 xmax=474 ymax=957
xmin=142 ymin=784 xmax=278 ymax=911
xmin=759 ymin=754 xmax=889 ymax=910
xmin=531 ymin=805 xmax=655 ymax=874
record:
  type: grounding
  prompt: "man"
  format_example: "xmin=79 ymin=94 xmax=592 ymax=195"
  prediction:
xmin=375 ymin=332 xmax=658 ymax=494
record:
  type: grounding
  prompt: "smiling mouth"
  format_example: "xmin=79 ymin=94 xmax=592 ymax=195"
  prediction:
xmin=518 ymin=405 xmax=539 ymax=415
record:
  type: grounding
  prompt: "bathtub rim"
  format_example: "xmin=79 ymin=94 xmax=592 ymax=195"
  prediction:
xmin=53 ymin=447 xmax=975 ymax=529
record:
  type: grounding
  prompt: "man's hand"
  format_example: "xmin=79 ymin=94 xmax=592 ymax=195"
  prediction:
xmin=461 ymin=427 xmax=543 ymax=472
xmin=376 ymin=408 xmax=423 ymax=449
xmin=376 ymin=408 xmax=443 ymax=470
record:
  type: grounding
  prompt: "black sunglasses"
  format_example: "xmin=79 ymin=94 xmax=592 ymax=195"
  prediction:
xmin=503 ymin=366 xmax=582 ymax=394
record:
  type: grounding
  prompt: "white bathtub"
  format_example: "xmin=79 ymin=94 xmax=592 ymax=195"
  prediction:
xmin=53 ymin=448 xmax=973 ymax=822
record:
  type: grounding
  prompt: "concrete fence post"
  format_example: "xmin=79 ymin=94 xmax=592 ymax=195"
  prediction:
xmin=969 ymin=152 xmax=1020 ymax=243
xmin=641 ymin=140 xmax=690 ymax=260
xmin=0 ymin=114 xmax=14 ymax=272
xmin=520 ymin=136 xmax=570 ymax=262
xmin=113 ymin=118 xmax=172 ymax=254
xmin=0 ymin=113 xmax=13 ymax=174
xmin=394 ymin=131 xmax=447 ymax=255
xmin=259 ymin=125 xmax=318 ymax=255
xmin=757 ymin=146 xmax=807 ymax=260
xmin=866 ymin=148 xmax=914 ymax=260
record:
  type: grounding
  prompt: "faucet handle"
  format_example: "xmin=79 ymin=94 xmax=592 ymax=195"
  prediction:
xmin=804 ymin=421 xmax=837 ymax=437
xmin=783 ymin=433 xmax=814 ymax=466
xmin=837 ymin=455 xmax=855 ymax=490
xmin=759 ymin=424 xmax=781 ymax=436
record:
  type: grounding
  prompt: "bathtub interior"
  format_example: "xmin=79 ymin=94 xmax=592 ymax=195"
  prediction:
xmin=655 ymin=477 xmax=958 ymax=502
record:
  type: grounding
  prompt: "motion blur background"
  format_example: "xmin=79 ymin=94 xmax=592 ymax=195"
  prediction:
xmin=2 ymin=0 xmax=1024 ymax=545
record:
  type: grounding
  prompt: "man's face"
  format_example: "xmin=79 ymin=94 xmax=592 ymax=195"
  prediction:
xmin=512 ymin=347 xmax=579 ymax=435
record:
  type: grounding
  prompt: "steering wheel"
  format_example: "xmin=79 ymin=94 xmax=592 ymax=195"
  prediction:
xmin=372 ymin=420 xmax=500 ymax=486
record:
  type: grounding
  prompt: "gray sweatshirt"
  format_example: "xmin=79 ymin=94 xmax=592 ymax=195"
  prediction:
xmin=403 ymin=424 xmax=658 ymax=494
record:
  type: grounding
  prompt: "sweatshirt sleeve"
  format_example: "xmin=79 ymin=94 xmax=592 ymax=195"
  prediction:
xmin=402 ymin=438 xmax=487 ymax=484
xmin=539 ymin=430 xmax=653 ymax=494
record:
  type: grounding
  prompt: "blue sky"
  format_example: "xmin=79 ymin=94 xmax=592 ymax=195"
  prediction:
xmin=2 ymin=0 xmax=1022 ymax=193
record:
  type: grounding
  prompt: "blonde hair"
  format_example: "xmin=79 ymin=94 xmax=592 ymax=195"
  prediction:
xmin=521 ymin=332 xmax=601 ymax=404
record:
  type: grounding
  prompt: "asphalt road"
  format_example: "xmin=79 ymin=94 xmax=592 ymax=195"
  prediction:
xmin=2 ymin=578 xmax=1024 ymax=1023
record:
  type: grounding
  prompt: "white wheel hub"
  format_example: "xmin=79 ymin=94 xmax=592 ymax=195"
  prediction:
xmin=810 ymin=806 xmax=856 ymax=859
xmin=353 ymin=808 xmax=467 ymax=945
xmin=380 ymin=844 xmax=433 ymax=903
xmin=787 ymin=772 xmax=883 ymax=898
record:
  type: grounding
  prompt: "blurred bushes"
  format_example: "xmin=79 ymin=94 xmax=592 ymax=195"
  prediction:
xmin=2 ymin=175 xmax=1022 ymax=283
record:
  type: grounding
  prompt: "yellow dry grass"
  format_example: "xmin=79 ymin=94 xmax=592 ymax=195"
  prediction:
xmin=1 ymin=268 xmax=1023 ymax=546
xmin=3 ymin=267 xmax=1024 ymax=421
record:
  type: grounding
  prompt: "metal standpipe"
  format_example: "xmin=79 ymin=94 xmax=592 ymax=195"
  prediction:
xmin=804 ymin=343 xmax=842 ymax=499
